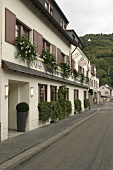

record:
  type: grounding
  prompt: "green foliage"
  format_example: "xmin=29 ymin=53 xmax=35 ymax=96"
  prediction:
xmin=74 ymin=99 xmax=82 ymax=113
xmin=38 ymin=102 xmax=51 ymax=122
xmin=50 ymin=101 xmax=62 ymax=121
xmin=16 ymin=36 xmax=37 ymax=65
xmin=80 ymin=33 xmax=113 ymax=86
xmin=80 ymin=73 xmax=85 ymax=83
xmin=38 ymin=85 xmax=72 ymax=122
xmin=38 ymin=100 xmax=72 ymax=122
xmin=64 ymin=100 xmax=72 ymax=117
xmin=58 ymin=85 xmax=67 ymax=101
xmin=16 ymin=102 xmax=29 ymax=112
xmin=100 ymin=78 xmax=108 ymax=85
xmin=61 ymin=63 xmax=71 ymax=78
xmin=59 ymin=100 xmax=72 ymax=119
xmin=84 ymin=98 xmax=90 ymax=109
xmin=86 ymin=77 xmax=89 ymax=83
xmin=73 ymin=69 xmax=79 ymax=80
xmin=42 ymin=50 xmax=58 ymax=74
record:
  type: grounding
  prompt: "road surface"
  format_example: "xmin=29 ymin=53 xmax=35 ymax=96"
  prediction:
xmin=14 ymin=103 xmax=113 ymax=170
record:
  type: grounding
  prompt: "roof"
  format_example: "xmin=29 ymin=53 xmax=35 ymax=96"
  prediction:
xmin=52 ymin=0 xmax=69 ymax=24
xmin=67 ymin=29 xmax=84 ymax=47
xmin=2 ymin=60 xmax=88 ymax=89
xmin=29 ymin=0 xmax=78 ymax=47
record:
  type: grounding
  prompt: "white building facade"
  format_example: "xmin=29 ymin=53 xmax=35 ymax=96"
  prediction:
xmin=0 ymin=0 xmax=99 ymax=141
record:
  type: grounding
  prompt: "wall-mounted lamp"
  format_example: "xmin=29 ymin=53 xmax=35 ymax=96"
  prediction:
xmin=5 ymin=85 xmax=9 ymax=98
xmin=30 ymin=87 xmax=34 ymax=97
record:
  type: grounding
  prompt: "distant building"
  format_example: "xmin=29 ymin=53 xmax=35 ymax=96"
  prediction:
xmin=99 ymin=84 xmax=113 ymax=102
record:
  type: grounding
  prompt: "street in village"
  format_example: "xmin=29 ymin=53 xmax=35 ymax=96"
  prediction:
xmin=1 ymin=102 xmax=112 ymax=170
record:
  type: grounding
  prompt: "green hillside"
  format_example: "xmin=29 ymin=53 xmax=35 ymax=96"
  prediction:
xmin=80 ymin=33 xmax=113 ymax=86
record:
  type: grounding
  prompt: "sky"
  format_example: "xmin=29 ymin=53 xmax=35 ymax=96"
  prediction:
xmin=57 ymin=0 xmax=113 ymax=36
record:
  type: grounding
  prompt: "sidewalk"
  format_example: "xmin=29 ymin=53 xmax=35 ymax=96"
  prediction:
xmin=0 ymin=104 xmax=103 ymax=165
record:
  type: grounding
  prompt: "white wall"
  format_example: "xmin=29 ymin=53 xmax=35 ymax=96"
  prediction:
xmin=2 ymin=0 xmax=70 ymax=68
xmin=8 ymin=83 xmax=18 ymax=130
xmin=99 ymin=86 xmax=110 ymax=97
xmin=71 ymin=46 xmax=89 ymax=77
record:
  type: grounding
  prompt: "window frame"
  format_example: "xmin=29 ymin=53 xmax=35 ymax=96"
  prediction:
xmin=15 ymin=20 xmax=30 ymax=39
xmin=60 ymin=19 xmax=66 ymax=30
xmin=65 ymin=88 xmax=69 ymax=100
xmin=50 ymin=85 xmax=57 ymax=101
xmin=43 ymin=39 xmax=51 ymax=52
xmin=38 ymin=84 xmax=47 ymax=103
xmin=45 ymin=0 xmax=53 ymax=15
xmin=74 ymin=89 xmax=79 ymax=100
xmin=45 ymin=0 xmax=49 ymax=11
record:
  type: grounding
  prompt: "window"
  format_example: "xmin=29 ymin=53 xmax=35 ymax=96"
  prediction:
xmin=78 ymin=65 xmax=82 ymax=74
xmin=38 ymin=84 xmax=47 ymax=102
xmin=62 ymin=53 xmax=65 ymax=63
xmin=23 ymin=27 xmax=29 ymax=37
xmin=60 ymin=20 xmax=66 ymax=30
xmin=45 ymin=0 xmax=53 ymax=15
xmin=83 ymin=68 xmax=84 ymax=75
xmin=15 ymin=23 xmax=19 ymax=38
xmin=45 ymin=1 xmax=49 ymax=11
xmin=50 ymin=6 xmax=53 ymax=15
xmin=65 ymin=88 xmax=69 ymax=100
xmin=105 ymin=91 xmax=108 ymax=94
xmin=15 ymin=21 xmax=30 ymax=38
xmin=84 ymin=91 xmax=87 ymax=99
xmin=86 ymin=71 xmax=88 ymax=77
xmin=43 ymin=39 xmax=50 ymax=52
xmin=50 ymin=86 xmax=57 ymax=101
xmin=74 ymin=89 xmax=79 ymax=100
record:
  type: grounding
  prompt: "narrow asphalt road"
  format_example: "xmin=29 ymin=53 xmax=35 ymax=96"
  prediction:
xmin=13 ymin=103 xmax=113 ymax=170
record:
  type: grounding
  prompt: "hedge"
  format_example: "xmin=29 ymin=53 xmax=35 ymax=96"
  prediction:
xmin=84 ymin=98 xmax=90 ymax=109
xmin=38 ymin=100 xmax=72 ymax=122
xmin=74 ymin=99 xmax=82 ymax=113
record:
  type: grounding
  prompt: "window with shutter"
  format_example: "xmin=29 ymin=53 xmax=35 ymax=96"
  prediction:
xmin=52 ymin=45 xmax=56 ymax=58
xmin=74 ymin=89 xmax=79 ymax=100
xmin=61 ymin=52 xmax=65 ymax=63
xmin=83 ymin=68 xmax=84 ymax=75
xmin=15 ymin=22 xmax=30 ymax=38
xmin=71 ymin=59 xmax=75 ymax=73
xmin=43 ymin=39 xmax=50 ymax=53
xmin=38 ymin=84 xmax=47 ymax=102
xmin=50 ymin=86 xmax=57 ymax=101
xmin=86 ymin=71 xmax=88 ymax=77
xmin=66 ymin=56 xmax=70 ymax=64
xmin=78 ymin=65 xmax=82 ymax=73
xmin=33 ymin=30 xmax=43 ymax=57
xmin=5 ymin=8 xmax=16 ymax=45
xmin=57 ymin=48 xmax=62 ymax=67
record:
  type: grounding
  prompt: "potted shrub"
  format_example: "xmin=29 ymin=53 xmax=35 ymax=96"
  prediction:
xmin=16 ymin=102 xmax=29 ymax=132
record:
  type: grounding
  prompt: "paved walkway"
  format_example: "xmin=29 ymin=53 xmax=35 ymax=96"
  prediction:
xmin=0 ymin=104 xmax=103 ymax=166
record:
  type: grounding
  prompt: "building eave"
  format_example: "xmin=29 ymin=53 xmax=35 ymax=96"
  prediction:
xmin=2 ymin=60 xmax=88 ymax=89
